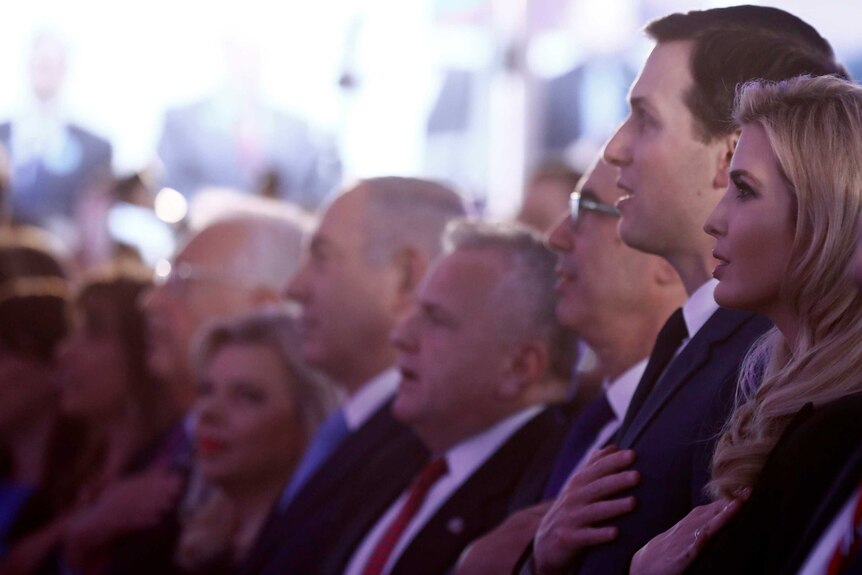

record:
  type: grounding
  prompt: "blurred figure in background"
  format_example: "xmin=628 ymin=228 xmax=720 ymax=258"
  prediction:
xmin=58 ymin=261 xmax=181 ymax=573
xmin=176 ymin=311 xmax=337 ymax=574
xmin=515 ymin=160 xmax=582 ymax=234
xmin=101 ymin=213 xmax=308 ymax=575
xmin=0 ymin=227 xmax=80 ymax=574
xmin=0 ymin=31 xmax=112 ymax=230
xmin=157 ymin=34 xmax=340 ymax=211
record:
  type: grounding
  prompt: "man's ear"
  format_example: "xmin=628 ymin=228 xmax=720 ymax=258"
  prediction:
xmin=497 ymin=341 xmax=548 ymax=400
xmin=713 ymin=129 xmax=740 ymax=190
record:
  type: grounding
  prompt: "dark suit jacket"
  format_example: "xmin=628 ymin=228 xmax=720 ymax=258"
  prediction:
xmin=571 ymin=308 xmax=771 ymax=575
xmin=326 ymin=407 xmax=564 ymax=575
xmin=241 ymin=401 xmax=429 ymax=575
xmin=0 ymin=121 xmax=112 ymax=224
xmin=684 ymin=393 xmax=862 ymax=575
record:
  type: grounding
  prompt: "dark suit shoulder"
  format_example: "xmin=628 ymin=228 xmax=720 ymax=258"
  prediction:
xmin=390 ymin=408 xmax=564 ymax=575
xmin=244 ymin=403 xmax=428 ymax=575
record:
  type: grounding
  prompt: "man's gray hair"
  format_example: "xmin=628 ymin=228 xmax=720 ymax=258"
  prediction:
xmin=361 ymin=177 xmax=467 ymax=265
xmin=442 ymin=219 xmax=560 ymax=345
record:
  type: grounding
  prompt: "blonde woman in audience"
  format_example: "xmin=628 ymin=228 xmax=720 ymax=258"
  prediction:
xmin=631 ymin=75 xmax=862 ymax=574
xmin=176 ymin=311 xmax=338 ymax=574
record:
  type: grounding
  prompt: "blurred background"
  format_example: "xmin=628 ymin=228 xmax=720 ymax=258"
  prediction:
xmin=1 ymin=0 xmax=860 ymax=268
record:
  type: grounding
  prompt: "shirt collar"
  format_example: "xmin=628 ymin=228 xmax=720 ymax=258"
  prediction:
xmin=342 ymin=367 xmax=400 ymax=431
xmin=603 ymin=358 xmax=648 ymax=421
xmin=682 ymin=278 xmax=720 ymax=339
xmin=443 ymin=405 xmax=544 ymax=488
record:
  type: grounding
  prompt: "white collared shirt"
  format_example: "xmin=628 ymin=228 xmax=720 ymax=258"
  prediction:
xmin=682 ymin=279 xmax=720 ymax=345
xmin=342 ymin=367 xmax=401 ymax=431
xmin=567 ymin=358 xmax=646 ymax=477
xmin=344 ymin=405 xmax=545 ymax=575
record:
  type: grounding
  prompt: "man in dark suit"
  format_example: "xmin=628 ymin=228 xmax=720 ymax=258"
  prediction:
xmin=529 ymin=6 xmax=844 ymax=574
xmin=157 ymin=36 xmax=339 ymax=210
xmin=454 ymin=157 xmax=687 ymax=575
xmin=240 ymin=178 xmax=466 ymax=575
xmin=325 ymin=220 xmax=568 ymax=575
xmin=1 ymin=31 xmax=112 ymax=226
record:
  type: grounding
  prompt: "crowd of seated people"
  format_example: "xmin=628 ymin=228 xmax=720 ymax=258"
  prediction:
xmin=3 ymin=5 xmax=862 ymax=575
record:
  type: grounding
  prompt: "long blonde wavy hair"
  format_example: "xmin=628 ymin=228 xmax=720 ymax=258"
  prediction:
xmin=709 ymin=75 xmax=862 ymax=499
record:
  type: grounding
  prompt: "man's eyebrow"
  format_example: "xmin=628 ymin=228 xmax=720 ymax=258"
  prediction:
xmin=633 ymin=93 xmax=662 ymax=113
xmin=307 ymin=234 xmax=335 ymax=256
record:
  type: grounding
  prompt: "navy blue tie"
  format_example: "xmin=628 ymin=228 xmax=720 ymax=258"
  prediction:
xmin=542 ymin=394 xmax=615 ymax=499
xmin=616 ymin=308 xmax=687 ymax=440
xmin=278 ymin=408 xmax=349 ymax=509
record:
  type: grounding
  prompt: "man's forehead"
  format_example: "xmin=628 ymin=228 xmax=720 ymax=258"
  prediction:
xmin=629 ymin=40 xmax=695 ymax=106
xmin=580 ymin=161 xmax=622 ymax=204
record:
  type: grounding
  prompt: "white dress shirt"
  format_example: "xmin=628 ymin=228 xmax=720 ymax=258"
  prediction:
xmin=681 ymin=278 xmax=721 ymax=348
xmin=344 ymin=405 xmax=545 ymax=575
xmin=343 ymin=366 xmax=401 ymax=431
xmin=568 ymin=358 xmax=647 ymax=477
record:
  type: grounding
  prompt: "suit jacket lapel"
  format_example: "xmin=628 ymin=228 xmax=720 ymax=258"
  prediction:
xmin=618 ymin=308 xmax=755 ymax=449
xmin=391 ymin=409 xmax=559 ymax=574
xmin=240 ymin=400 xmax=402 ymax=575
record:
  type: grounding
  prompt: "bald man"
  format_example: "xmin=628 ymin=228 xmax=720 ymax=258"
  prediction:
xmin=103 ymin=212 xmax=308 ymax=575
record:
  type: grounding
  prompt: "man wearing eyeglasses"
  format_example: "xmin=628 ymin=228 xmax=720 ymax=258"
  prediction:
xmin=455 ymin=157 xmax=685 ymax=575
xmin=145 ymin=215 xmax=306 ymax=410
xmin=529 ymin=6 xmax=843 ymax=575
xmin=100 ymin=214 xmax=307 ymax=575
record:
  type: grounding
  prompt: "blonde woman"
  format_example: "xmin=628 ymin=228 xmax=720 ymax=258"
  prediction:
xmin=631 ymin=75 xmax=862 ymax=575
xmin=176 ymin=311 xmax=338 ymax=574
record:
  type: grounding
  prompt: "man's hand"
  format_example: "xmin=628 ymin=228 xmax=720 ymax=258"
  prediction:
xmin=533 ymin=446 xmax=639 ymax=575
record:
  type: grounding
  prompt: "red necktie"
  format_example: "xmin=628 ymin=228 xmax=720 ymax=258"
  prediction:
xmin=361 ymin=458 xmax=448 ymax=575
xmin=827 ymin=485 xmax=862 ymax=575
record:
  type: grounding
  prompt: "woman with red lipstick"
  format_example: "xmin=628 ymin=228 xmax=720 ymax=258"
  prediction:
xmin=630 ymin=75 xmax=862 ymax=574
xmin=176 ymin=311 xmax=337 ymax=574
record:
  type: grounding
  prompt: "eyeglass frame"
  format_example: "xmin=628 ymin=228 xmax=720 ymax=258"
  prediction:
xmin=569 ymin=191 xmax=621 ymax=224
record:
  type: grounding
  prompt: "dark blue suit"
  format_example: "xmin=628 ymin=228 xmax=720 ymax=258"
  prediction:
xmin=0 ymin=122 xmax=112 ymax=225
xmin=239 ymin=401 xmax=428 ymax=575
xmin=571 ymin=307 xmax=771 ymax=575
